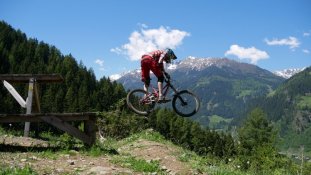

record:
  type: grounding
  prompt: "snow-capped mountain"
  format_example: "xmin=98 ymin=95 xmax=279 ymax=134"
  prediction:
xmin=110 ymin=56 xmax=251 ymax=81
xmin=111 ymin=56 xmax=305 ymax=81
xmin=110 ymin=69 xmax=141 ymax=81
xmin=174 ymin=56 xmax=240 ymax=71
xmin=274 ymin=68 xmax=305 ymax=79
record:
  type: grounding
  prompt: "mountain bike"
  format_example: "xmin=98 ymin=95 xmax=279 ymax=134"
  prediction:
xmin=126 ymin=72 xmax=200 ymax=117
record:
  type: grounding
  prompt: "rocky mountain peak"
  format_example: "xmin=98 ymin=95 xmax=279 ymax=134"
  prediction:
xmin=273 ymin=68 xmax=306 ymax=79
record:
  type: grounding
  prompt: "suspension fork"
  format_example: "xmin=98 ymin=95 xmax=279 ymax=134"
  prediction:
xmin=167 ymin=82 xmax=188 ymax=105
xmin=168 ymin=82 xmax=179 ymax=94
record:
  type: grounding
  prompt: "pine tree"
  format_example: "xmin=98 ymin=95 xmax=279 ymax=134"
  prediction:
xmin=238 ymin=107 xmax=278 ymax=171
xmin=238 ymin=108 xmax=275 ymax=154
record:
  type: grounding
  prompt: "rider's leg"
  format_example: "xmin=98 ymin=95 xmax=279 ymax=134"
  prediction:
xmin=149 ymin=59 xmax=164 ymax=100
xmin=157 ymin=76 xmax=164 ymax=100
xmin=158 ymin=81 xmax=163 ymax=97
xmin=141 ymin=59 xmax=151 ymax=92
xmin=143 ymin=78 xmax=150 ymax=92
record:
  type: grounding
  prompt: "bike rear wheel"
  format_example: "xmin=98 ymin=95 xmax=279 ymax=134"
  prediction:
xmin=172 ymin=90 xmax=200 ymax=117
xmin=126 ymin=89 xmax=156 ymax=116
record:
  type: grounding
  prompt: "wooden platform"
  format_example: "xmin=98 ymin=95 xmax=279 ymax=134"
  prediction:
xmin=0 ymin=112 xmax=97 ymax=146
xmin=1 ymin=74 xmax=99 ymax=146
xmin=0 ymin=74 xmax=63 ymax=83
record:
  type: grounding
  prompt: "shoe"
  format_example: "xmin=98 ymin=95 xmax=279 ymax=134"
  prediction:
xmin=158 ymin=96 xmax=171 ymax=103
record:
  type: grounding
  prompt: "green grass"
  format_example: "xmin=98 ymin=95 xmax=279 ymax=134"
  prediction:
xmin=111 ymin=155 xmax=161 ymax=173
xmin=83 ymin=138 xmax=119 ymax=157
xmin=236 ymin=90 xmax=253 ymax=98
xmin=209 ymin=115 xmax=233 ymax=123
xmin=267 ymin=90 xmax=276 ymax=97
xmin=0 ymin=165 xmax=38 ymax=175
xmin=208 ymin=115 xmax=233 ymax=129
xmin=116 ymin=129 xmax=166 ymax=147
xmin=297 ymin=96 xmax=311 ymax=109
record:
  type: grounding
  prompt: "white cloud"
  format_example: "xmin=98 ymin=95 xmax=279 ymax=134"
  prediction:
xmin=138 ymin=23 xmax=148 ymax=28
xmin=303 ymin=49 xmax=310 ymax=54
xmin=111 ymin=26 xmax=190 ymax=61
xmin=303 ymin=32 xmax=310 ymax=37
xmin=225 ymin=44 xmax=269 ymax=64
xmin=265 ymin=36 xmax=300 ymax=50
xmin=95 ymin=59 xmax=104 ymax=67
xmin=94 ymin=59 xmax=105 ymax=71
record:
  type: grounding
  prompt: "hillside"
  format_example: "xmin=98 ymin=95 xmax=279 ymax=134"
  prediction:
xmin=1 ymin=129 xmax=247 ymax=175
xmin=245 ymin=67 xmax=311 ymax=151
xmin=116 ymin=57 xmax=285 ymax=127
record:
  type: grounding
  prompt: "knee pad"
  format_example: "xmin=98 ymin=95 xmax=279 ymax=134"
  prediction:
xmin=157 ymin=76 xmax=164 ymax=83
xmin=143 ymin=78 xmax=150 ymax=86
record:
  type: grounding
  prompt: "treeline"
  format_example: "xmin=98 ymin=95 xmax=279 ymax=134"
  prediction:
xmin=0 ymin=21 xmax=126 ymax=114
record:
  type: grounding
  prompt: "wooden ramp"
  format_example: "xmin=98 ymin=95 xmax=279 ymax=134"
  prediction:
xmin=0 ymin=112 xmax=97 ymax=145
xmin=1 ymin=74 xmax=99 ymax=146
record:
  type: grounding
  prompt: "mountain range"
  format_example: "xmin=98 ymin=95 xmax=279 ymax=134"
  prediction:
xmin=111 ymin=56 xmax=304 ymax=81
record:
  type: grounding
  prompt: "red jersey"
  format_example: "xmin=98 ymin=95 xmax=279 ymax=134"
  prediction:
xmin=142 ymin=50 xmax=167 ymax=64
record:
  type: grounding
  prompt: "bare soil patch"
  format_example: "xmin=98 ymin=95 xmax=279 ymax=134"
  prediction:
xmin=1 ymin=135 xmax=204 ymax=174
xmin=118 ymin=139 xmax=194 ymax=174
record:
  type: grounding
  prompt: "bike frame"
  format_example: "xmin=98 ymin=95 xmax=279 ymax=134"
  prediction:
xmin=128 ymin=71 xmax=198 ymax=116
xmin=147 ymin=74 xmax=180 ymax=101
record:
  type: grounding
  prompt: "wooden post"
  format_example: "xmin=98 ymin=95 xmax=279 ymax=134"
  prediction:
xmin=24 ymin=78 xmax=34 ymax=137
xmin=41 ymin=115 xmax=93 ymax=145
xmin=84 ymin=115 xmax=97 ymax=145
xmin=33 ymin=82 xmax=41 ymax=137
xmin=33 ymin=82 xmax=41 ymax=113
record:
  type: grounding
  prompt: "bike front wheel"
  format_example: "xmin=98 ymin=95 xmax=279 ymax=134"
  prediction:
xmin=126 ymin=89 xmax=156 ymax=116
xmin=172 ymin=90 xmax=200 ymax=117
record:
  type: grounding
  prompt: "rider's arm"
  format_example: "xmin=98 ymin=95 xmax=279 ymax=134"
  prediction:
xmin=157 ymin=50 xmax=167 ymax=64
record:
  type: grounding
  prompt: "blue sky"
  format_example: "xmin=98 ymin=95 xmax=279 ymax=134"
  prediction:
xmin=0 ymin=0 xmax=310 ymax=79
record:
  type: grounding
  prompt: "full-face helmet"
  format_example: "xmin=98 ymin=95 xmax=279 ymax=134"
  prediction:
xmin=165 ymin=48 xmax=177 ymax=63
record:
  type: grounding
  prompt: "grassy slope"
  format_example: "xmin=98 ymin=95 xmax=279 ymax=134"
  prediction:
xmin=0 ymin=130 xmax=255 ymax=175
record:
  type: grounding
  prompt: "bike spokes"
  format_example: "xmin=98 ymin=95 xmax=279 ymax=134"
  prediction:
xmin=172 ymin=90 xmax=200 ymax=117
xmin=127 ymin=89 xmax=156 ymax=116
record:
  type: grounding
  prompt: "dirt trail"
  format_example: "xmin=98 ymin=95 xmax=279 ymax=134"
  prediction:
xmin=0 ymin=135 xmax=204 ymax=174
xmin=118 ymin=139 xmax=193 ymax=174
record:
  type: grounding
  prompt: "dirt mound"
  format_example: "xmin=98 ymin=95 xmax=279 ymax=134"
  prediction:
xmin=119 ymin=139 xmax=193 ymax=174
xmin=0 ymin=135 xmax=205 ymax=174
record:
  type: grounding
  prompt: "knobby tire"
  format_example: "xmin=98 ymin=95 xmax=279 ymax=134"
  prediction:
xmin=172 ymin=90 xmax=200 ymax=117
xmin=126 ymin=89 xmax=155 ymax=116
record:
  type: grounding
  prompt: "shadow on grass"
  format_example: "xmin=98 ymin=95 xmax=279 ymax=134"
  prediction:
xmin=0 ymin=143 xmax=120 ymax=156
xmin=0 ymin=144 xmax=63 ymax=152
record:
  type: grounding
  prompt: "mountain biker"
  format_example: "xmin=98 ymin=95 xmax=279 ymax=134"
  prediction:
xmin=141 ymin=48 xmax=177 ymax=102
